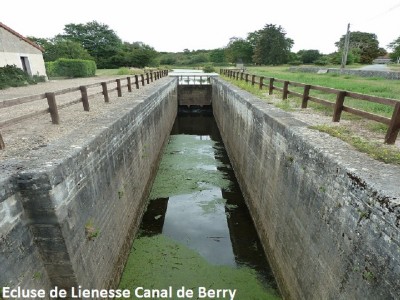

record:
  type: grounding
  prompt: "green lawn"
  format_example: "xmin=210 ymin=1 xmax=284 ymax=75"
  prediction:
xmin=248 ymin=66 xmax=400 ymax=100
xmin=223 ymin=66 xmax=400 ymax=118
xmin=220 ymin=66 xmax=400 ymax=164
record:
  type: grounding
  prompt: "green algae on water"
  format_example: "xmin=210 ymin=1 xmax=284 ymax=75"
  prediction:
xmin=119 ymin=235 xmax=281 ymax=300
xmin=149 ymin=135 xmax=232 ymax=200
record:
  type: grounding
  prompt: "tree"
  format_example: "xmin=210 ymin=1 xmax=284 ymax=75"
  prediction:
xmin=335 ymin=31 xmax=380 ymax=64
xmin=29 ymin=36 xmax=93 ymax=62
xmin=388 ymin=36 xmax=400 ymax=63
xmin=252 ymin=24 xmax=293 ymax=65
xmin=209 ymin=48 xmax=226 ymax=63
xmin=58 ymin=21 xmax=122 ymax=68
xmin=297 ymin=49 xmax=321 ymax=64
xmin=28 ymin=36 xmax=51 ymax=49
xmin=108 ymin=42 xmax=158 ymax=68
xmin=224 ymin=37 xmax=253 ymax=64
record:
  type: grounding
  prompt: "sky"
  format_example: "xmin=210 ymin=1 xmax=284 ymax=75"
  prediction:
xmin=1 ymin=0 xmax=400 ymax=54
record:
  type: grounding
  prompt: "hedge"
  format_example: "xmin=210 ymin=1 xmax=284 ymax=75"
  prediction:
xmin=46 ymin=58 xmax=97 ymax=78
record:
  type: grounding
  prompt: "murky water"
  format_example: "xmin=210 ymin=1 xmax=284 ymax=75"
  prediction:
xmin=119 ymin=111 xmax=281 ymax=299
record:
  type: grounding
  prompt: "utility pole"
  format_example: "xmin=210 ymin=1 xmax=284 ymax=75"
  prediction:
xmin=341 ymin=23 xmax=351 ymax=69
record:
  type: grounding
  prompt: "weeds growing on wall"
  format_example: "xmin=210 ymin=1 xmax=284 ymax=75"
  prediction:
xmin=310 ymin=125 xmax=400 ymax=164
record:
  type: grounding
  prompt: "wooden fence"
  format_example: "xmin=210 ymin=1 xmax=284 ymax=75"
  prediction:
xmin=221 ymin=69 xmax=400 ymax=144
xmin=0 ymin=70 xmax=169 ymax=150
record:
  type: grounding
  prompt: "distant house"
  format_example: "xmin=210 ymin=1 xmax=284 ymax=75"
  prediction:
xmin=0 ymin=22 xmax=47 ymax=77
xmin=372 ymin=55 xmax=392 ymax=64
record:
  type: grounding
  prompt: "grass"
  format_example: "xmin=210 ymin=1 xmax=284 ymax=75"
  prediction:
xmin=388 ymin=64 xmax=400 ymax=71
xmin=221 ymin=67 xmax=400 ymax=165
xmin=310 ymin=125 xmax=400 ymax=165
xmin=96 ymin=68 xmax=144 ymax=76
xmin=222 ymin=65 xmax=399 ymax=122
xmin=247 ymin=66 xmax=400 ymax=101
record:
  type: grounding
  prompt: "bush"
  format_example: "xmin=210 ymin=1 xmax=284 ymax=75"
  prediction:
xmin=45 ymin=61 xmax=56 ymax=77
xmin=32 ymin=74 xmax=47 ymax=83
xmin=0 ymin=64 xmax=42 ymax=90
xmin=314 ymin=57 xmax=329 ymax=66
xmin=288 ymin=60 xmax=302 ymax=66
xmin=202 ymin=64 xmax=215 ymax=73
xmin=116 ymin=67 xmax=131 ymax=75
xmin=50 ymin=58 xmax=97 ymax=78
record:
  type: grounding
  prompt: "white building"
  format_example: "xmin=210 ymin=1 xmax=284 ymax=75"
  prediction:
xmin=0 ymin=22 xmax=47 ymax=77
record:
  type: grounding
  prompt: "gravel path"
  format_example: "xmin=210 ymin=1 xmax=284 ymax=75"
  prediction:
xmin=0 ymin=76 xmax=170 ymax=163
xmin=0 ymin=76 xmax=120 ymax=100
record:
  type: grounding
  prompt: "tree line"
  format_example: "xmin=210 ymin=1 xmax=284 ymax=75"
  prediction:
xmin=30 ymin=21 xmax=157 ymax=69
xmin=29 ymin=21 xmax=400 ymax=69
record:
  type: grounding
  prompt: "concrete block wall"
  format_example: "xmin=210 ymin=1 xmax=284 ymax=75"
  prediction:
xmin=212 ymin=77 xmax=400 ymax=299
xmin=0 ymin=78 xmax=178 ymax=295
xmin=0 ymin=177 xmax=52 ymax=294
xmin=178 ymin=85 xmax=212 ymax=106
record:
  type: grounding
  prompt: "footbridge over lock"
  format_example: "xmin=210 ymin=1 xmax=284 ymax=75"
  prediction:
xmin=0 ymin=74 xmax=399 ymax=300
xmin=169 ymin=69 xmax=218 ymax=107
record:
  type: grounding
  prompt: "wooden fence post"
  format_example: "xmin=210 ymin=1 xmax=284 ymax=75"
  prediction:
xmin=240 ymin=72 xmax=244 ymax=80
xmin=150 ymin=72 xmax=154 ymax=82
xmin=235 ymin=72 xmax=239 ymax=80
xmin=251 ymin=75 xmax=256 ymax=86
xmin=0 ymin=132 xmax=5 ymax=150
xmin=302 ymin=85 xmax=311 ymax=108
xmin=258 ymin=76 xmax=264 ymax=90
xmin=141 ymin=74 xmax=145 ymax=86
xmin=127 ymin=77 xmax=132 ymax=92
xmin=259 ymin=77 xmax=264 ymax=90
xmin=80 ymin=86 xmax=90 ymax=111
xmin=46 ymin=92 xmax=60 ymax=124
xmin=385 ymin=102 xmax=400 ymax=144
xmin=101 ymin=82 xmax=109 ymax=102
xmin=135 ymin=75 xmax=140 ymax=89
xmin=146 ymin=73 xmax=150 ymax=84
xmin=245 ymin=74 xmax=249 ymax=82
xmin=332 ymin=91 xmax=347 ymax=122
xmin=116 ymin=79 xmax=122 ymax=97
xmin=269 ymin=78 xmax=275 ymax=95
xmin=282 ymin=81 xmax=289 ymax=100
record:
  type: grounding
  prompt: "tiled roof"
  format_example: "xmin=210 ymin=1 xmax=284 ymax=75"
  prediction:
xmin=0 ymin=22 xmax=44 ymax=52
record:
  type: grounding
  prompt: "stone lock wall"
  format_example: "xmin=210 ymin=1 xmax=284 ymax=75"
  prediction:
xmin=178 ymin=85 xmax=212 ymax=106
xmin=212 ymin=77 xmax=400 ymax=299
xmin=0 ymin=78 xmax=178 ymax=296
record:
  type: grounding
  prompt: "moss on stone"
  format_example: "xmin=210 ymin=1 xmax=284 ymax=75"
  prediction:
xmin=119 ymin=235 xmax=281 ymax=299
xmin=149 ymin=135 xmax=232 ymax=200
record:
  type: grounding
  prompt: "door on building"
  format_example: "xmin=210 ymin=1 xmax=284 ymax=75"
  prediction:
xmin=20 ymin=56 xmax=32 ymax=76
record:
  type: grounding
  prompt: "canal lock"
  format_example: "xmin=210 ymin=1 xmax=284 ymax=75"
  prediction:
xmin=118 ymin=109 xmax=282 ymax=300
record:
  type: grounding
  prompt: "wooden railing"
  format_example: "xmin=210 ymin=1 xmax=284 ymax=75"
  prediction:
xmin=0 ymin=70 xmax=169 ymax=149
xmin=221 ymin=69 xmax=400 ymax=144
